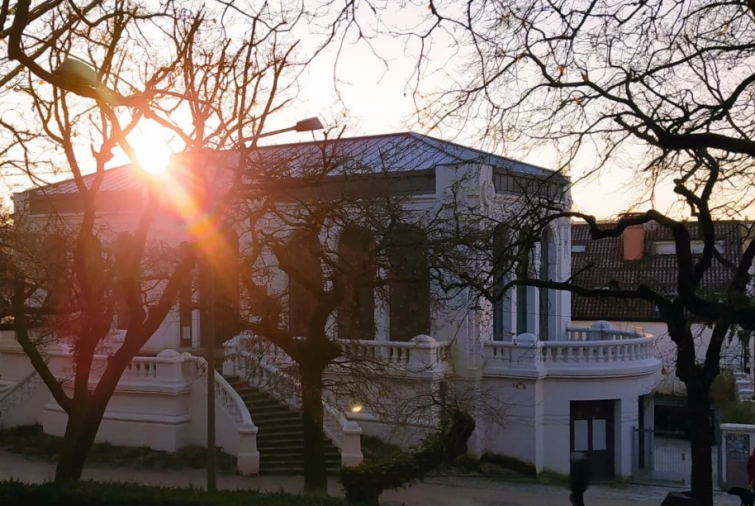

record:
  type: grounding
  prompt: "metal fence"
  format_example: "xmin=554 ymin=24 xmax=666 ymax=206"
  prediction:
xmin=632 ymin=428 xmax=692 ymax=487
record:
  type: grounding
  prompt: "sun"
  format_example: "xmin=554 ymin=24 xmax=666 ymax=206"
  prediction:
xmin=128 ymin=121 xmax=175 ymax=175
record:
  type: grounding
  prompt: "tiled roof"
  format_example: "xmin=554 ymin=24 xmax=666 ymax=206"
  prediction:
xmin=21 ymin=132 xmax=557 ymax=196
xmin=571 ymin=221 xmax=745 ymax=322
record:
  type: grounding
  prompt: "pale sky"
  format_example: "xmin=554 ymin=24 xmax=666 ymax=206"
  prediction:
xmin=0 ymin=3 xmax=688 ymax=220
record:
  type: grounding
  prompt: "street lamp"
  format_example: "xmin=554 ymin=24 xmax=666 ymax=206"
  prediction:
xmin=205 ymin=117 xmax=323 ymax=491
xmin=247 ymin=117 xmax=325 ymax=144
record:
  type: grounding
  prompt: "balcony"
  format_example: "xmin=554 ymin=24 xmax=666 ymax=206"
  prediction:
xmin=484 ymin=323 xmax=659 ymax=379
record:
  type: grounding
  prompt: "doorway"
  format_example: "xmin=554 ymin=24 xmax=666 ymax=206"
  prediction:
xmin=570 ymin=400 xmax=616 ymax=481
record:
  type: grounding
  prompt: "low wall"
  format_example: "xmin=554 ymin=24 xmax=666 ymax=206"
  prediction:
xmin=33 ymin=349 xmax=258 ymax=473
xmin=480 ymin=334 xmax=660 ymax=478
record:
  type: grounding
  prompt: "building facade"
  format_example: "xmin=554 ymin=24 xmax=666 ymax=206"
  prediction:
xmin=0 ymin=133 xmax=661 ymax=480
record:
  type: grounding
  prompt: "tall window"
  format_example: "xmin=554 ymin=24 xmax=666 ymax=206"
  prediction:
xmin=199 ymin=227 xmax=240 ymax=348
xmin=337 ymin=229 xmax=376 ymax=340
xmin=45 ymin=234 xmax=68 ymax=310
xmin=388 ymin=226 xmax=430 ymax=342
xmin=112 ymin=234 xmax=133 ymax=331
xmin=84 ymin=235 xmax=103 ymax=293
xmin=539 ymin=228 xmax=555 ymax=341
xmin=215 ymin=228 xmax=240 ymax=344
xmin=516 ymin=283 xmax=528 ymax=335
xmin=492 ymin=227 xmax=511 ymax=341
xmin=288 ymin=231 xmax=322 ymax=337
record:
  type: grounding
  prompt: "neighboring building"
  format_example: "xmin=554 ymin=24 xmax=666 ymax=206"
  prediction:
xmin=571 ymin=221 xmax=752 ymax=434
xmin=0 ymin=133 xmax=661 ymax=481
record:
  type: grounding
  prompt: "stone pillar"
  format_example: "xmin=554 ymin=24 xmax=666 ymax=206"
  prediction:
xmin=155 ymin=349 xmax=186 ymax=385
xmin=237 ymin=422 xmax=260 ymax=475
xmin=341 ymin=421 xmax=364 ymax=466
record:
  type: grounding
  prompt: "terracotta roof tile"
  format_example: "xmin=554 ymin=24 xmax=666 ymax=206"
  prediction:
xmin=571 ymin=221 xmax=745 ymax=322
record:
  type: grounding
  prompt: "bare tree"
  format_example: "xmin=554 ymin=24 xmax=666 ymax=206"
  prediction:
xmin=329 ymin=1 xmax=755 ymax=504
xmin=0 ymin=0 xmax=319 ymax=481
xmin=225 ymin=135 xmax=512 ymax=494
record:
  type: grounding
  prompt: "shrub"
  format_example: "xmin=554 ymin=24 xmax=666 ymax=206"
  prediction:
xmin=0 ymin=481 xmax=350 ymax=506
xmin=340 ymin=410 xmax=475 ymax=506
xmin=711 ymin=370 xmax=755 ymax=424
xmin=711 ymin=371 xmax=738 ymax=407
xmin=0 ymin=425 xmax=236 ymax=472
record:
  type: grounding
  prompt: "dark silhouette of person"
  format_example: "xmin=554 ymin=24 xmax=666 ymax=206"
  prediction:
xmin=570 ymin=452 xmax=590 ymax=506
xmin=748 ymin=446 xmax=755 ymax=491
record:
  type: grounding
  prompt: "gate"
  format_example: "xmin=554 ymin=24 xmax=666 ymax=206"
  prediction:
xmin=632 ymin=428 xmax=691 ymax=486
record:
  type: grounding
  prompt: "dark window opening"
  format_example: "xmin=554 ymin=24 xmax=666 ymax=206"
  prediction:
xmin=200 ymin=227 xmax=240 ymax=349
xmin=388 ymin=226 xmax=431 ymax=342
xmin=287 ymin=231 xmax=323 ymax=338
xmin=337 ymin=229 xmax=376 ymax=340
xmin=493 ymin=227 xmax=509 ymax=341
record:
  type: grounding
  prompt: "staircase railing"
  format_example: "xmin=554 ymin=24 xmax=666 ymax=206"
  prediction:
xmin=0 ymin=368 xmax=44 ymax=424
xmin=227 ymin=335 xmax=363 ymax=466
xmin=183 ymin=353 xmax=259 ymax=474
xmin=185 ymin=355 xmax=255 ymax=428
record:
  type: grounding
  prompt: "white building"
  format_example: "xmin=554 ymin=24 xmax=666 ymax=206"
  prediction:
xmin=0 ymin=133 xmax=660 ymax=480
xmin=570 ymin=221 xmax=753 ymax=437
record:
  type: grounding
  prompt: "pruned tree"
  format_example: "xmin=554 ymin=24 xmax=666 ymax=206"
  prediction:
xmin=225 ymin=136 xmax=515 ymax=495
xmin=0 ymin=3 xmax=202 ymax=480
xmin=0 ymin=0 xmax=325 ymax=482
xmin=368 ymin=1 xmax=755 ymax=503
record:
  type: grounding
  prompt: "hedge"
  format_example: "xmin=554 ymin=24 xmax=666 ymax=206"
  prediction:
xmin=0 ymin=425 xmax=237 ymax=472
xmin=0 ymin=481 xmax=352 ymax=506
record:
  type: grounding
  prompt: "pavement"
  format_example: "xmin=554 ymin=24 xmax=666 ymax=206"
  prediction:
xmin=0 ymin=450 xmax=741 ymax=506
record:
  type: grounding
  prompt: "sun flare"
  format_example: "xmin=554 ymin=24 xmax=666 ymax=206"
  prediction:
xmin=128 ymin=122 xmax=175 ymax=175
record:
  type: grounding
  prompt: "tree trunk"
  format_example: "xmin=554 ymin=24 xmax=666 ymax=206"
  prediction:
xmin=54 ymin=407 xmax=104 ymax=482
xmin=300 ymin=366 xmax=328 ymax=496
xmin=687 ymin=377 xmax=714 ymax=506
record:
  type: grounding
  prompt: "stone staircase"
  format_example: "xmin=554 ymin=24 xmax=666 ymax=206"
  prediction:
xmin=223 ymin=374 xmax=342 ymax=475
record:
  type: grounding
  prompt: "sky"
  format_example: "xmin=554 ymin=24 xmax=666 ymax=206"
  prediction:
xmin=255 ymin=24 xmax=680 ymax=220
xmin=0 ymin=2 xmax=686 ymax=220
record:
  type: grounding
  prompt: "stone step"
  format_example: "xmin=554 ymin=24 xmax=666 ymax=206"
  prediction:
xmin=253 ymin=418 xmax=303 ymax=429
xmin=259 ymin=465 xmax=341 ymax=476
xmin=221 ymin=374 xmax=341 ymax=475
xmin=243 ymin=397 xmax=283 ymax=408
xmin=260 ymin=450 xmax=341 ymax=460
xmin=257 ymin=441 xmax=340 ymax=452
xmin=253 ymin=412 xmax=301 ymax=424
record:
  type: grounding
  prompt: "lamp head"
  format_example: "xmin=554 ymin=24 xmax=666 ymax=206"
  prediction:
xmin=295 ymin=117 xmax=324 ymax=132
xmin=53 ymin=57 xmax=99 ymax=87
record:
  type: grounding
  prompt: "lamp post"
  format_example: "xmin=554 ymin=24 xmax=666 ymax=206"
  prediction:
xmin=205 ymin=117 xmax=323 ymax=491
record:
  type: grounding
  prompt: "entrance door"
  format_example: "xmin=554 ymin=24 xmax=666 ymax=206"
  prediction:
xmin=570 ymin=400 xmax=615 ymax=481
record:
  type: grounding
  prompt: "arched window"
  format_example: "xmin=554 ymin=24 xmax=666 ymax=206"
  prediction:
xmin=200 ymin=226 xmax=240 ymax=348
xmin=112 ymin=233 xmax=134 ymax=331
xmin=287 ymin=231 xmax=323 ymax=337
xmin=45 ymin=234 xmax=68 ymax=310
xmin=516 ymin=238 xmax=533 ymax=335
xmin=492 ymin=227 xmax=513 ymax=341
xmin=216 ymin=228 xmax=240 ymax=344
xmin=337 ymin=229 xmax=375 ymax=340
xmin=388 ymin=226 xmax=430 ymax=342
xmin=84 ymin=235 xmax=103 ymax=293
xmin=539 ymin=227 xmax=557 ymax=341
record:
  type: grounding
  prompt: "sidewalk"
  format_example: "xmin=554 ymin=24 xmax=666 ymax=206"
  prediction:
xmin=0 ymin=450 xmax=738 ymax=506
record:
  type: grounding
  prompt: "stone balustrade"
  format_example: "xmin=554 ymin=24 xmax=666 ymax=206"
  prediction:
xmin=484 ymin=331 xmax=658 ymax=378
xmin=338 ymin=335 xmax=452 ymax=377
xmin=565 ymin=320 xmax=650 ymax=342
